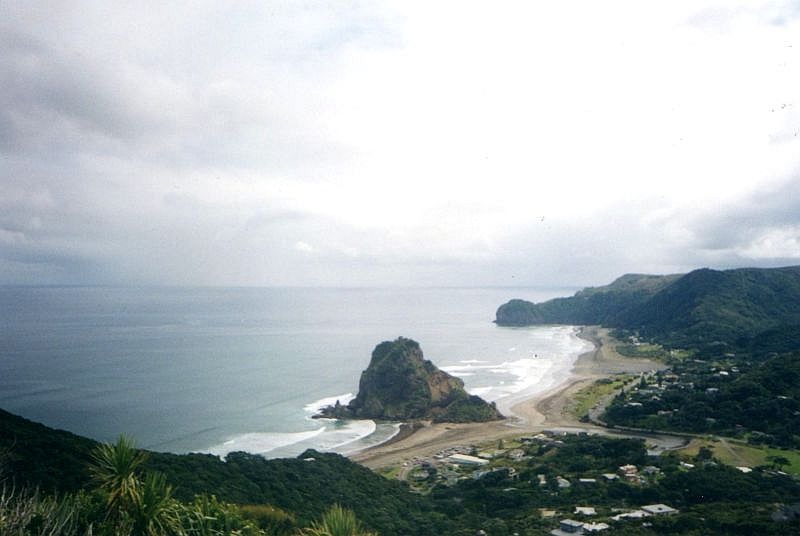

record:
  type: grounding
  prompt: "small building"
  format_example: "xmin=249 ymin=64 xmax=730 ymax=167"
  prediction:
xmin=618 ymin=464 xmax=638 ymax=476
xmin=582 ymin=522 xmax=610 ymax=533
xmin=574 ymin=506 xmax=597 ymax=516
xmin=556 ymin=476 xmax=571 ymax=488
xmin=558 ymin=519 xmax=585 ymax=533
xmin=448 ymin=454 xmax=489 ymax=466
xmin=611 ymin=510 xmax=649 ymax=521
xmin=642 ymin=504 xmax=679 ymax=516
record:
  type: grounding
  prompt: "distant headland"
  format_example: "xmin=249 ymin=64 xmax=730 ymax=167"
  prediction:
xmin=495 ymin=265 xmax=800 ymax=357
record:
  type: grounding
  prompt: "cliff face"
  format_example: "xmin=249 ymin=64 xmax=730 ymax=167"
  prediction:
xmin=318 ymin=337 xmax=503 ymax=423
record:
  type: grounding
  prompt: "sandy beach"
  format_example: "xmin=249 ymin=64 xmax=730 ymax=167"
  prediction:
xmin=351 ymin=326 xmax=664 ymax=470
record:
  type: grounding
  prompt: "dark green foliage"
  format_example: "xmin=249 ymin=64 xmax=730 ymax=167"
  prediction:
xmin=623 ymin=266 xmax=800 ymax=353
xmin=0 ymin=407 xmax=450 ymax=535
xmin=434 ymin=396 xmax=502 ymax=423
xmin=0 ymin=408 xmax=96 ymax=493
xmin=496 ymin=266 xmax=800 ymax=355
xmin=5 ymin=408 xmax=800 ymax=536
xmin=495 ymin=273 xmax=681 ymax=326
xmin=150 ymin=449 xmax=438 ymax=533
xmin=605 ymin=353 xmax=800 ymax=446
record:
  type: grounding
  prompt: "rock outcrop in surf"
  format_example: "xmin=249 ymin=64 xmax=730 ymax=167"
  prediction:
xmin=316 ymin=337 xmax=503 ymax=423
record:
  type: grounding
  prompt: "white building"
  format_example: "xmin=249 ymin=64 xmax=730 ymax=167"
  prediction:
xmin=448 ymin=454 xmax=489 ymax=466
xmin=642 ymin=504 xmax=679 ymax=516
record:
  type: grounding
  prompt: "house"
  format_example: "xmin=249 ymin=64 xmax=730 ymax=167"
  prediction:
xmin=642 ymin=504 xmax=678 ymax=516
xmin=556 ymin=476 xmax=571 ymax=488
xmin=557 ymin=519 xmax=585 ymax=534
xmin=574 ymin=506 xmax=597 ymax=516
xmin=611 ymin=510 xmax=649 ymax=521
xmin=582 ymin=522 xmax=610 ymax=533
xmin=618 ymin=464 xmax=638 ymax=476
xmin=448 ymin=454 xmax=489 ymax=466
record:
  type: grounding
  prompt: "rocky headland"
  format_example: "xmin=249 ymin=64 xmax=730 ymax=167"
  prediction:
xmin=316 ymin=337 xmax=503 ymax=423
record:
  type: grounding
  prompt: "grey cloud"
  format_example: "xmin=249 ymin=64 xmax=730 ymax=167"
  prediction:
xmin=0 ymin=1 xmax=398 ymax=171
xmin=684 ymin=175 xmax=800 ymax=252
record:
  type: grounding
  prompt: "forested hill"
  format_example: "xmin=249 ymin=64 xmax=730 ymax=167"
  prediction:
xmin=496 ymin=265 xmax=800 ymax=354
xmin=0 ymin=408 xmax=438 ymax=534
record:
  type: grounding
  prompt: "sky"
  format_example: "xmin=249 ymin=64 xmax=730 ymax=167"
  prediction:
xmin=2 ymin=1 xmax=799 ymax=288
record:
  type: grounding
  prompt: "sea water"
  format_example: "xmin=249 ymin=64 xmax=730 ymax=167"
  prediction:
xmin=0 ymin=286 xmax=591 ymax=458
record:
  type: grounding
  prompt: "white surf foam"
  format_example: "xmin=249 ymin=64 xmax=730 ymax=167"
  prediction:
xmin=303 ymin=392 xmax=355 ymax=414
xmin=205 ymin=427 xmax=326 ymax=458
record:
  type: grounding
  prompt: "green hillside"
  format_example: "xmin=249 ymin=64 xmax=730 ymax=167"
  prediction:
xmin=495 ymin=273 xmax=681 ymax=326
xmin=0 ymin=409 xmax=442 ymax=535
xmin=4 ymin=407 xmax=800 ymax=535
xmin=496 ymin=266 xmax=800 ymax=354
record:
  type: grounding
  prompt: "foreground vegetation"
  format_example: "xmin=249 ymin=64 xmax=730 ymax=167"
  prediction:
xmin=4 ymin=406 xmax=800 ymax=535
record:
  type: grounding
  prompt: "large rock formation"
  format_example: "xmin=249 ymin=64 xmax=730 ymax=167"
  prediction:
xmin=317 ymin=337 xmax=503 ymax=423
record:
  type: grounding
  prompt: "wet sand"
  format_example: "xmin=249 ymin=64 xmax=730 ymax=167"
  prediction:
xmin=351 ymin=326 xmax=663 ymax=470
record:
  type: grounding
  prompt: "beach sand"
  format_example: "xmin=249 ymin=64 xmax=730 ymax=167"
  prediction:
xmin=351 ymin=326 xmax=663 ymax=470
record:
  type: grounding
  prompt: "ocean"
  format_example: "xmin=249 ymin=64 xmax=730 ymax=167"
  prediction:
xmin=0 ymin=286 xmax=591 ymax=458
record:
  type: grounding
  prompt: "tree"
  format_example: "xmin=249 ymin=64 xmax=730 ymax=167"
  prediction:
xmin=89 ymin=435 xmax=148 ymax=523
xmin=766 ymin=455 xmax=791 ymax=471
xmin=696 ymin=446 xmax=714 ymax=462
xmin=130 ymin=471 xmax=181 ymax=536
xmin=298 ymin=504 xmax=377 ymax=536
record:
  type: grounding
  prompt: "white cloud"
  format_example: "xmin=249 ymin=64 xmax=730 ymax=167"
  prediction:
xmin=738 ymin=226 xmax=800 ymax=259
xmin=294 ymin=241 xmax=314 ymax=253
xmin=1 ymin=0 xmax=799 ymax=286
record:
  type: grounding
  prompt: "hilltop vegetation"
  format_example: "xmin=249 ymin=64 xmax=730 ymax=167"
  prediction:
xmin=495 ymin=273 xmax=681 ymax=327
xmin=496 ymin=266 xmax=800 ymax=355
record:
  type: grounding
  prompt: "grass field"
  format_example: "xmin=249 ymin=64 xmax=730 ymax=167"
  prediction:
xmin=679 ymin=437 xmax=800 ymax=476
xmin=568 ymin=376 xmax=631 ymax=419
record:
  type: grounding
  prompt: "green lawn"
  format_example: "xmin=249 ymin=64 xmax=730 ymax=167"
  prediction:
xmin=679 ymin=437 xmax=800 ymax=476
xmin=568 ymin=376 xmax=630 ymax=419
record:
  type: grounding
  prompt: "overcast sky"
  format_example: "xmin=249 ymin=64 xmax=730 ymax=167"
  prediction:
xmin=2 ymin=1 xmax=799 ymax=288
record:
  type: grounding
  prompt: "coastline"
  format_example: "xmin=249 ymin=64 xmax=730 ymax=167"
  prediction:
xmin=351 ymin=326 xmax=664 ymax=470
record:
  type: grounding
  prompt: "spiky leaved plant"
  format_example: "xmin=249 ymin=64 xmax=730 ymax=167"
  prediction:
xmin=88 ymin=435 xmax=148 ymax=526
xmin=297 ymin=504 xmax=377 ymax=536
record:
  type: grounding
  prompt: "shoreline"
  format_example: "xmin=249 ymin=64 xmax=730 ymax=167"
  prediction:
xmin=351 ymin=326 xmax=664 ymax=470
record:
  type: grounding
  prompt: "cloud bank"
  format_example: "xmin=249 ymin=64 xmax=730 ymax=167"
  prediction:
xmin=1 ymin=1 xmax=799 ymax=287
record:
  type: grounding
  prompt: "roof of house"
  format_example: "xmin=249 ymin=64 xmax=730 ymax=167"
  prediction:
xmin=448 ymin=453 xmax=489 ymax=465
xmin=642 ymin=503 xmax=678 ymax=515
